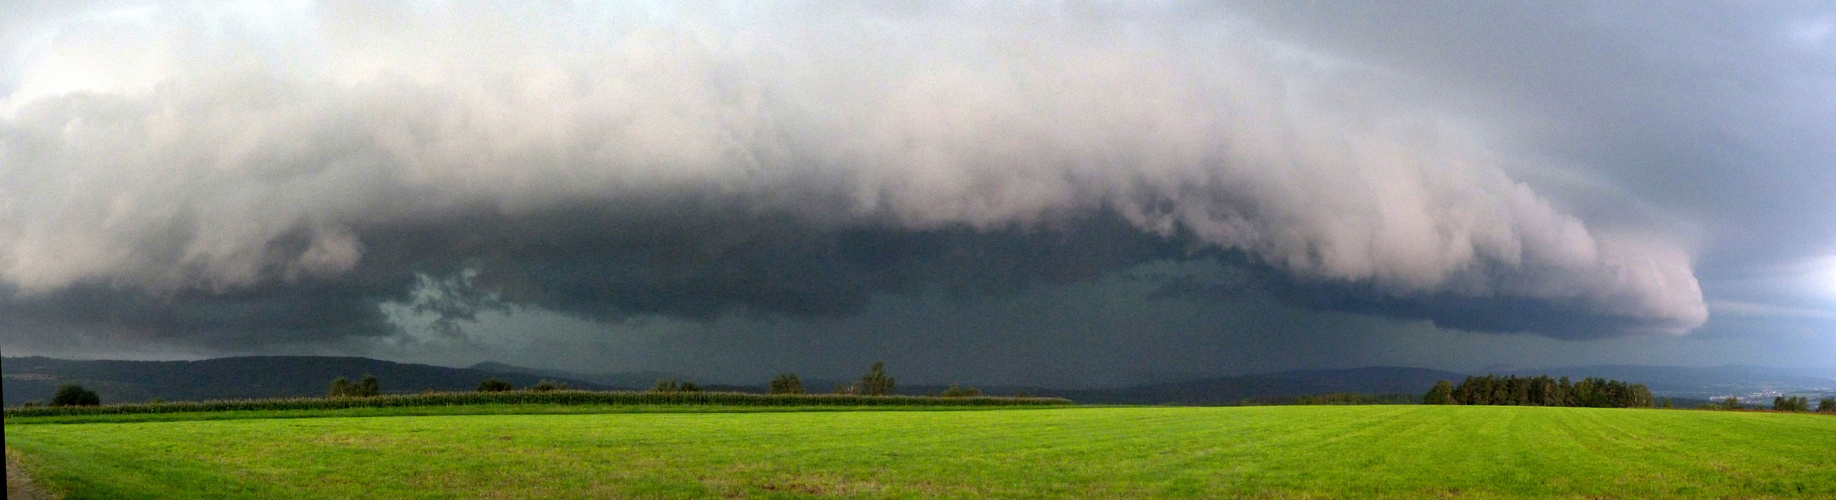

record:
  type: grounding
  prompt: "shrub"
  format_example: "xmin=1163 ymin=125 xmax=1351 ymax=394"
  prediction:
xmin=50 ymin=385 xmax=101 ymax=407
xmin=530 ymin=380 xmax=567 ymax=392
xmin=940 ymin=384 xmax=981 ymax=397
xmin=1721 ymin=397 xmax=1743 ymax=410
xmin=769 ymin=373 xmax=804 ymax=395
xmin=477 ymin=378 xmax=515 ymax=392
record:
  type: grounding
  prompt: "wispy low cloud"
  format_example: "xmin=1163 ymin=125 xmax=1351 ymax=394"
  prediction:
xmin=0 ymin=2 xmax=1706 ymax=354
xmin=1708 ymin=301 xmax=1836 ymax=321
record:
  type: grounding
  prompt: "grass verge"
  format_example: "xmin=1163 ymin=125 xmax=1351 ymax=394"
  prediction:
xmin=3 ymin=390 xmax=1069 ymax=419
xmin=6 ymin=405 xmax=1834 ymax=499
xmin=1 ymin=402 xmax=1083 ymax=425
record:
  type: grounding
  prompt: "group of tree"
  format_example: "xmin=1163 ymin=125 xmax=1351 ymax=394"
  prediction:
xmin=831 ymin=361 xmax=896 ymax=395
xmin=1773 ymin=396 xmax=1813 ymax=412
xmin=472 ymin=378 xmax=568 ymax=392
xmin=650 ymin=379 xmax=701 ymax=393
xmin=769 ymin=373 xmax=804 ymax=394
xmin=1769 ymin=395 xmax=1836 ymax=413
xmin=939 ymin=384 xmax=982 ymax=397
xmin=1423 ymin=375 xmax=1654 ymax=408
xmin=763 ymin=362 xmax=902 ymax=396
xmin=476 ymin=378 xmax=515 ymax=392
xmin=327 ymin=375 xmax=381 ymax=398
xmin=49 ymin=384 xmax=102 ymax=406
xmin=529 ymin=380 xmax=568 ymax=392
xmin=1705 ymin=396 xmax=1836 ymax=412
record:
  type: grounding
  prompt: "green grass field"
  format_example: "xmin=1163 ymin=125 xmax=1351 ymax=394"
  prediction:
xmin=7 ymin=405 xmax=1835 ymax=499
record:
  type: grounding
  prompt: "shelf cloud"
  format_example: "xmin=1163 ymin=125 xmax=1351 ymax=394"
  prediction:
xmin=1 ymin=3 xmax=1715 ymax=357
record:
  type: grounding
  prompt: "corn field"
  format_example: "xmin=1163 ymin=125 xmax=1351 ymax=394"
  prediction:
xmin=3 ymin=390 xmax=1072 ymax=417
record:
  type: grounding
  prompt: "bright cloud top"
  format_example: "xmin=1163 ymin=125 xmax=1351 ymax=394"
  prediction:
xmin=0 ymin=3 xmax=1706 ymax=338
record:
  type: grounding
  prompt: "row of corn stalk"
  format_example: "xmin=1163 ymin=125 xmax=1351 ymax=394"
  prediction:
xmin=2 ymin=390 xmax=1072 ymax=417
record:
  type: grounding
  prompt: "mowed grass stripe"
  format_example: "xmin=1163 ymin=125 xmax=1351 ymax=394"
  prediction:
xmin=6 ymin=405 xmax=1834 ymax=499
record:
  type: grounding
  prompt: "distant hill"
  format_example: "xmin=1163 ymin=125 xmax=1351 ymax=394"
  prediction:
xmin=1056 ymin=367 xmax=1468 ymax=405
xmin=1 ymin=356 xmax=606 ymax=406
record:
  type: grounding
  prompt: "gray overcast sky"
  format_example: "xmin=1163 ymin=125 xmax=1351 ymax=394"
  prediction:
xmin=2 ymin=1 xmax=1833 ymax=386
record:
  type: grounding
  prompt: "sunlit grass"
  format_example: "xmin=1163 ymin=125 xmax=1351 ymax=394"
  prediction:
xmin=7 ymin=405 xmax=1834 ymax=499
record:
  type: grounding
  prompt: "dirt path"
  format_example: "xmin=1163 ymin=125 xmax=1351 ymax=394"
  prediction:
xmin=6 ymin=447 xmax=55 ymax=500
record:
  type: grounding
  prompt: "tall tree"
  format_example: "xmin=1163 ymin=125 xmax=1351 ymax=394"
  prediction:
xmin=1628 ymin=384 xmax=1654 ymax=408
xmin=1423 ymin=380 xmax=1455 ymax=405
xmin=357 ymin=374 xmax=381 ymax=397
xmin=859 ymin=361 xmax=895 ymax=396
xmin=328 ymin=377 xmax=353 ymax=398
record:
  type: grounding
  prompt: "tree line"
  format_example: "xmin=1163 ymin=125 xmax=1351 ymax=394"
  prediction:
xmin=475 ymin=361 xmax=991 ymax=398
xmin=1769 ymin=396 xmax=1834 ymax=413
xmin=1422 ymin=375 xmax=1656 ymax=408
xmin=327 ymin=375 xmax=381 ymax=398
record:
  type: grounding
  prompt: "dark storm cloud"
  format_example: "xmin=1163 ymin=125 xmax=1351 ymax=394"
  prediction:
xmin=0 ymin=275 xmax=409 ymax=350
xmin=2 ymin=1 xmax=1765 ymax=358
xmin=1150 ymin=259 xmax=1650 ymax=339
xmin=356 ymin=203 xmax=1187 ymax=324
